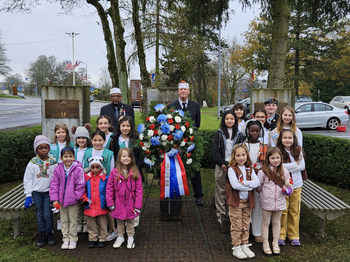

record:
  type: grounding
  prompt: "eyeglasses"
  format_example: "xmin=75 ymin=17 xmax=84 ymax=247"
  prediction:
xmin=111 ymin=94 xmax=122 ymax=98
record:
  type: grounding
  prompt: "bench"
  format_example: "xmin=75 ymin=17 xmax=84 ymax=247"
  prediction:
xmin=0 ymin=183 xmax=27 ymax=238
xmin=301 ymin=179 xmax=350 ymax=237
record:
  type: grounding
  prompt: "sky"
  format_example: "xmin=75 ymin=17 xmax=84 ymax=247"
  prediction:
xmin=0 ymin=1 xmax=260 ymax=87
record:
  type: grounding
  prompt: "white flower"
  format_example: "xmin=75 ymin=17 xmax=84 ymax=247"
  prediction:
xmin=181 ymin=126 xmax=186 ymax=132
xmin=189 ymin=128 xmax=193 ymax=134
xmin=144 ymin=142 xmax=151 ymax=148
xmin=158 ymin=129 xmax=163 ymax=135
xmin=170 ymin=125 xmax=175 ymax=131
xmin=167 ymin=114 xmax=173 ymax=119
xmin=139 ymin=134 xmax=144 ymax=140
xmin=142 ymin=146 xmax=147 ymax=151
xmin=161 ymin=135 xmax=168 ymax=141
xmin=149 ymin=116 xmax=156 ymax=123
xmin=180 ymin=141 xmax=186 ymax=147
xmin=162 ymin=142 xmax=167 ymax=146
xmin=170 ymin=140 xmax=174 ymax=144
xmin=147 ymin=130 xmax=154 ymax=137
xmin=175 ymin=116 xmax=181 ymax=123
xmin=160 ymin=154 xmax=164 ymax=158
xmin=186 ymin=158 xmax=193 ymax=165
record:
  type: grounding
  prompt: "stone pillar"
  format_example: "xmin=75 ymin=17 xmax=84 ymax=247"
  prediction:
xmin=41 ymin=85 xmax=90 ymax=139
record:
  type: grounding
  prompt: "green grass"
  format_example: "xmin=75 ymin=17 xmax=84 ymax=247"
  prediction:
xmin=0 ymin=94 xmax=23 ymax=99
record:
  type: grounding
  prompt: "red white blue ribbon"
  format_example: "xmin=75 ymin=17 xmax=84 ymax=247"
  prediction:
xmin=160 ymin=149 xmax=189 ymax=200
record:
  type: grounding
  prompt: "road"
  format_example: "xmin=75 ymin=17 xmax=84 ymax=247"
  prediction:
xmin=0 ymin=96 xmax=107 ymax=131
xmin=1 ymin=97 xmax=350 ymax=139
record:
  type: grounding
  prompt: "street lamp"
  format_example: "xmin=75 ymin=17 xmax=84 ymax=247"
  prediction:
xmin=80 ymin=61 xmax=87 ymax=84
xmin=65 ymin=32 xmax=80 ymax=85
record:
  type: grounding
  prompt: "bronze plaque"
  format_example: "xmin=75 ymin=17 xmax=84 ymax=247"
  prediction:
xmin=130 ymin=79 xmax=141 ymax=102
xmin=45 ymin=100 xmax=79 ymax=119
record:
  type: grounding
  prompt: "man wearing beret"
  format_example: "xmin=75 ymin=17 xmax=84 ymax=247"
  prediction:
xmin=264 ymin=97 xmax=279 ymax=131
xmin=167 ymin=81 xmax=203 ymax=206
xmin=100 ymin=88 xmax=135 ymax=130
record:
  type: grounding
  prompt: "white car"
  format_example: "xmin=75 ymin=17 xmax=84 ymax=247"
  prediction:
xmin=295 ymin=102 xmax=349 ymax=130
xmin=330 ymin=96 xmax=350 ymax=112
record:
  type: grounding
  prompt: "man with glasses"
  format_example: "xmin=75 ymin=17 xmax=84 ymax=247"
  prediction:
xmin=100 ymin=88 xmax=135 ymax=130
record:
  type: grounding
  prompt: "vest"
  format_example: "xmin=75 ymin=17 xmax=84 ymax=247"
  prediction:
xmin=225 ymin=166 xmax=255 ymax=209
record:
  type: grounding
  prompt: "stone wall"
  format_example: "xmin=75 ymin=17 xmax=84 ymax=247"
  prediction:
xmin=147 ymin=88 xmax=178 ymax=106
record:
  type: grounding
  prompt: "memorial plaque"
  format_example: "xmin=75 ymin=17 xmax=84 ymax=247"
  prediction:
xmin=45 ymin=100 xmax=79 ymax=119
xmin=130 ymin=79 xmax=141 ymax=102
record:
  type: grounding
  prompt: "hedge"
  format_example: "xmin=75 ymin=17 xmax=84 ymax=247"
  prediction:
xmin=1 ymin=127 xmax=350 ymax=189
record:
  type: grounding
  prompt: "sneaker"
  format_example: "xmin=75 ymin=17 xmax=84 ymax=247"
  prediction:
xmin=241 ymin=244 xmax=255 ymax=258
xmin=107 ymin=231 xmax=118 ymax=242
xmin=232 ymin=246 xmax=248 ymax=260
xmin=68 ymin=241 xmax=77 ymax=250
xmin=127 ymin=237 xmax=135 ymax=249
xmin=272 ymin=245 xmax=280 ymax=255
xmin=291 ymin=239 xmax=300 ymax=246
xmin=82 ymin=225 xmax=88 ymax=233
xmin=113 ymin=236 xmax=125 ymax=248
xmin=254 ymin=236 xmax=263 ymax=243
xmin=61 ymin=241 xmax=69 ymax=250
xmin=47 ymin=232 xmax=56 ymax=246
xmin=77 ymin=225 xmax=83 ymax=233
xmin=36 ymin=233 xmax=47 ymax=248
xmin=278 ymin=239 xmax=285 ymax=246
xmin=97 ymin=241 xmax=107 ymax=248
xmin=88 ymin=241 xmax=98 ymax=248
xmin=196 ymin=197 xmax=204 ymax=206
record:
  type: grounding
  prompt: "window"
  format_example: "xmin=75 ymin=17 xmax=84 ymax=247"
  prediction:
xmin=314 ymin=104 xmax=326 ymax=111
xmin=297 ymin=104 xmax=312 ymax=112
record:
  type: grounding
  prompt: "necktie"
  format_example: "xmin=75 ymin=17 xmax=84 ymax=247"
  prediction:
xmin=115 ymin=107 xmax=119 ymax=120
xmin=182 ymin=103 xmax=187 ymax=111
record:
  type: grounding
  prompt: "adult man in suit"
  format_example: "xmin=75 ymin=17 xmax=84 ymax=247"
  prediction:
xmin=264 ymin=97 xmax=279 ymax=131
xmin=100 ymin=88 xmax=135 ymax=130
xmin=167 ymin=81 xmax=203 ymax=206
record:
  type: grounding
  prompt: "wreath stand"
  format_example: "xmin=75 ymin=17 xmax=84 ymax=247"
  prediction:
xmin=133 ymin=174 xmax=208 ymax=249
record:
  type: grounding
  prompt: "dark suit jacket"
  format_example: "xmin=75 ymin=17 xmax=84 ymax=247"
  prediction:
xmin=100 ymin=102 xmax=135 ymax=130
xmin=267 ymin=113 xmax=279 ymax=131
xmin=167 ymin=99 xmax=201 ymax=128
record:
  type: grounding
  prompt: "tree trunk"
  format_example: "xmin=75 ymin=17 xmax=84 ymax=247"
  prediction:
xmin=196 ymin=58 xmax=202 ymax=107
xmin=132 ymin=0 xmax=151 ymax=113
xmin=155 ymin=0 xmax=160 ymax=88
xmin=86 ymin=0 xmax=118 ymax=87
xmin=109 ymin=0 xmax=129 ymax=104
xmin=294 ymin=10 xmax=300 ymax=95
xmin=267 ymin=0 xmax=291 ymax=89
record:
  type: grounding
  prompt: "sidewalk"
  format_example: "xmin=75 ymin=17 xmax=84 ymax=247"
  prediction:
xmin=46 ymin=196 xmax=285 ymax=261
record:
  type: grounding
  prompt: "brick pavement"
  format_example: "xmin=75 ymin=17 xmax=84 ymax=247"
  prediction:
xmin=45 ymin=197 xmax=280 ymax=261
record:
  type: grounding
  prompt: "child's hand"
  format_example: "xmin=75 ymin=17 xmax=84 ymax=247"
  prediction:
xmin=282 ymin=187 xmax=293 ymax=196
xmin=81 ymin=197 xmax=92 ymax=206
xmin=222 ymin=164 xmax=227 ymax=173
xmin=109 ymin=205 xmax=115 ymax=211
xmin=53 ymin=201 xmax=61 ymax=210
xmin=289 ymin=178 xmax=294 ymax=185
xmin=24 ymin=196 xmax=33 ymax=209
xmin=133 ymin=208 xmax=141 ymax=215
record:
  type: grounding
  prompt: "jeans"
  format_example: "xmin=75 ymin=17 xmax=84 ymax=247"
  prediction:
xmin=32 ymin=191 xmax=53 ymax=233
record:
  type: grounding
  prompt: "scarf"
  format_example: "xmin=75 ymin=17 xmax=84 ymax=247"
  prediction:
xmin=30 ymin=154 xmax=57 ymax=178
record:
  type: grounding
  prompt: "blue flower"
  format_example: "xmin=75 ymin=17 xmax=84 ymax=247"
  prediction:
xmin=144 ymin=158 xmax=155 ymax=167
xmin=160 ymin=123 xmax=171 ymax=134
xmin=187 ymin=144 xmax=195 ymax=152
xmin=157 ymin=114 xmax=167 ymax=123
xmin=150 ymin=136 xmax=161 ymax=146
xmin=178 ymin=110 xmax=184 ymax=117
xmin=137 ymin=124 xmax=145 ymax=133
xmin=167 ymin=148 xmax=179 ymax=157
xmin=154 ymin=104 xmax=166 ymax=112
xmin=173 ymin=130 xmax=184 ymax=140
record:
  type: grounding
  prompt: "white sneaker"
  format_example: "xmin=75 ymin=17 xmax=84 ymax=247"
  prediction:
xmin=127 ymin=237 xmax=135 ymax=249
xmin=232 ymin=246 xmax=248 ymax=260
xmin=82 ymin=225 xmax=88 ymax=233
xmin=61 ymin=241 xmax=69 ymax=250
xmin=107 ymin=231 xmax=118 ymax=241
xmin=68 ymin=241 xmax=77 ymax=250
xmin=77 ymin=225 xmax=82 ymax=233
xmin=113 ymin=236 xmax=125 ymax=248
xmin=241 ymin=244 xmax=255 ymax=258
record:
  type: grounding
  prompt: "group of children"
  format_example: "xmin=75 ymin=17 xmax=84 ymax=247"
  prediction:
xmin=23 ymin=116 xmax=143 ymax=250
xmin=213 ymin=105 xmax=305 ymax=259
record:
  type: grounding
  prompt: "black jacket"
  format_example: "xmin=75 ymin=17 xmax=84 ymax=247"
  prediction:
xmin=267 ymin=113 xmax=279 ymax=131
xmin=212 ymin=129 xmax=244 ymax=167
xmin=100 ymin=102 xmax=135 ymax=131
xmin=167 ymin=99 xmax=201 ymax=128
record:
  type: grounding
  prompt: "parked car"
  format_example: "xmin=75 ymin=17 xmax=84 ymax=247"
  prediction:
xmin=295 ymin=95 xmax=312 ymax=102
xmin=295 ymin=102 xmax=349 ymax=130
xmin=18 ymin=93 xmax=25 ymax=98
xmin=220 ymin=98 xmax=251 ymax=116
xmin=329 ymin=96 xmax=350 ymax=112
xmin=90 ymin=95 xmax=94 ymax=102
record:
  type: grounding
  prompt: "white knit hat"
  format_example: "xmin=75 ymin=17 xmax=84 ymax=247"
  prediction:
xmin=178 ymin=81 xmax=189 ymax=89
xmin=87 ymin=156 xmax=104 ymax=169
xmin=110 ymin=88 xmax=122 ymax=95
xmin=75 ymin=126 xmax=90 ymax=140
xmin=33 ymin=135 xmax=50 ymax=153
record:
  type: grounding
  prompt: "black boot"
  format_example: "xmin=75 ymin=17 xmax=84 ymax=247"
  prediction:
xmin=36 ymin=232 xmax=47 ymax=248
xmin=47 ymin=232 xmax=56 ymax=246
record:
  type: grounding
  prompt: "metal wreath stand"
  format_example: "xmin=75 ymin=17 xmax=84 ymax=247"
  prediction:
xmin=132 ymin=173 xmax=209 ymax=250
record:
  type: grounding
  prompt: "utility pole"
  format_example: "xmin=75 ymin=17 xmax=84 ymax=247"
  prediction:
xmin=217 ymin=25 xmax=221 ymax=120
xmin=65 ymin=32 xmax=80 ymax=85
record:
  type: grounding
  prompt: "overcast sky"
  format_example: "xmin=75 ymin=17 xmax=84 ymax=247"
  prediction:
xmin=0 ymin=1 xmax=260 ymax=87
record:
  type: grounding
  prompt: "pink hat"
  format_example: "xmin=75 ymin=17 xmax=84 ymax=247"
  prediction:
xmin=33 ymin=135 xmax=50 ymax=153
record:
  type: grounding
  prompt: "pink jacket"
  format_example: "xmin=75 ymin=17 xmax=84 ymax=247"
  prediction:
xmin=257 ymin=166 xmax=292 ymax=211
xmin=106 ymin=168 xmax=143 ymax=220
xmin=50 ymin=161 xmax=85 ymax=207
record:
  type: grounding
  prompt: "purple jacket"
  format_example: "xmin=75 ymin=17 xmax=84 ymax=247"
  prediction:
xmin=50 ymin=161 xmax=85 ymax=207
xmin=106 ymin=168 xmax=143 ymax=220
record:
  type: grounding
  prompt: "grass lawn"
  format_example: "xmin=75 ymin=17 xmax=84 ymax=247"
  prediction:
xmin=0 ymin=94 xmax=23 ymax=99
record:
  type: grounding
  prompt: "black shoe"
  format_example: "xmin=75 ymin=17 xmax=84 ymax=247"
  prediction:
xmin=88 ymin=241 xmax=98 ymax=248
xmin=47 ymin=232 xmax=56 ymax=246
xmin=36 ymin=232 xmax=47 ymax=248
xmin=97 ymin=241 xmax=106 ymax=248
xmin=196 ymin=197 xmax=204 ymax=206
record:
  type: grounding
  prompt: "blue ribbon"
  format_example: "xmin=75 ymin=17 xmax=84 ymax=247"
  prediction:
xmin=169 ymin=155 xmax=180 ymax=199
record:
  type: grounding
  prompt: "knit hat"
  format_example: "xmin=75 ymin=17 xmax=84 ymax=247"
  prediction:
xmin=87 ymin=156 xmax=104 ymax=169
xmin=75 ymin=126 xmax=90 ymax=139
xmin=178 ymin=81 xmax=189 ymax=89
xmin=110 ymin=88 xmax=122 ymax=95
xmin=33 ymin=135 xmax=50 ymax=153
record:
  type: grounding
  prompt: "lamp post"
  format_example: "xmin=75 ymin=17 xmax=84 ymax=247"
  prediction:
xmin=65 ymin=32 xmax=80 ymax=85
xmin=217 ymin=25 xmax=222 ymax=120
xmin=80 ymin=61 xmax=87 ymax=84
